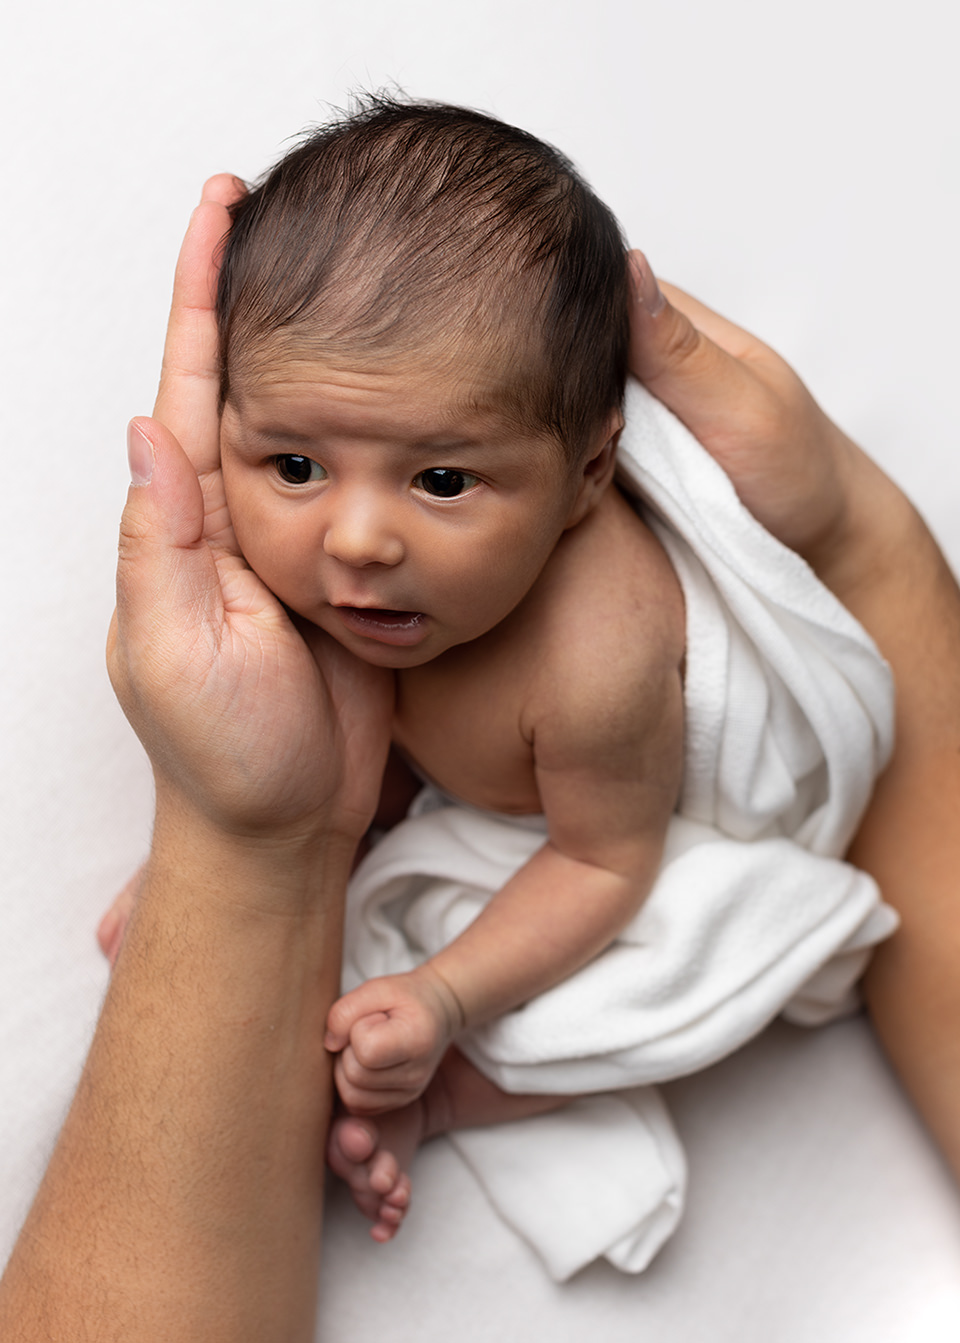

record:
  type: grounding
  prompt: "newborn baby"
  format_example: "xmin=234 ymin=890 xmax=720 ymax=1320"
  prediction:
xmin=102 ymin=96 xmax=685 ymax=1241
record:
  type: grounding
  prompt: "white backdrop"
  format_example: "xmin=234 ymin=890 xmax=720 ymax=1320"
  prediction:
xmin=1 ymin=2 xmax=959 ymax=1338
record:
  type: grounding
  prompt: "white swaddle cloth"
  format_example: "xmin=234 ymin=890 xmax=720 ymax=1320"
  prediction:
xmin=343 ymin=379 xmax=898 ymax=1282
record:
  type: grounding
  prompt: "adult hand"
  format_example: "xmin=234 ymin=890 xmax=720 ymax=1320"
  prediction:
xmin=629 ymin=252 xmax=960 ymax=1182
xmin=627 ymin=251 xmax=871 ymax=577
xmin=108 ymin=177 xmax=393 ymax=855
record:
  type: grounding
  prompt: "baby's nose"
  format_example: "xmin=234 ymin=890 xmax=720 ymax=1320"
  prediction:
xmin=322 ymin=494 xmax=405 ymax=568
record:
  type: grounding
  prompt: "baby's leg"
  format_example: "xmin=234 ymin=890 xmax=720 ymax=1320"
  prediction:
xmin=96 ymin=866 xmax=145 ymax=966
xmin=327 ymin=1047 xmax=569 ymax=1242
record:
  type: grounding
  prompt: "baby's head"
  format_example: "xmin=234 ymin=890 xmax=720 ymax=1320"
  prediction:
xmin=217 ymin=96 xmax=630 ymax=666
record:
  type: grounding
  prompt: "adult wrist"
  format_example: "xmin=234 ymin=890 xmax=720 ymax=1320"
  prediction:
xmin=147 ymin=783 xmax=358 ymax=922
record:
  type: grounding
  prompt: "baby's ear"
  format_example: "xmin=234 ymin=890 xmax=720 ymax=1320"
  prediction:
xmin=564 ymin=411 xmax=623 ymax=528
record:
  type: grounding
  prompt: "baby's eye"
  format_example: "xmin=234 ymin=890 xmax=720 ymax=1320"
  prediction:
xmin=414 ymin=468 xmax=480 ymax=498
xmin=274 ymin=454 xmax=327 ymax=485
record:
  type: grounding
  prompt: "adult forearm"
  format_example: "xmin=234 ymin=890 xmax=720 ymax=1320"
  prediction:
xmin=0 ymin=175 xmax=392 ymax=1337
xmin=812 ymin=449 xmax=960 ymax=1175
xmin=0 ymin=803 xmax=348 ymax=1342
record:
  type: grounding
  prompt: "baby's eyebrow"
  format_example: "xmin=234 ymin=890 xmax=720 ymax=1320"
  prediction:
xmin=235 ymin=419 xmax=504 ymax=456
xmin=408 ymin=434 xmax=491 ymax=452
xmin=241 ymin=425 xmax=316 ymax=446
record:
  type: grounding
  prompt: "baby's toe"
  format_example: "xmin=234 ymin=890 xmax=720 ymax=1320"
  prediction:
xmin=367 ymin=1148 xmax=400 ymax=1196
xmin=96 ymin=878 xmax=141 ymax=966
xmin=327 ymin=1118 xmax=381 ymax=1192
xmin=382 ymin=1173 xmax=411 ymax=1211
xmin=332 ymin=1116 xmax=378 ymax=1167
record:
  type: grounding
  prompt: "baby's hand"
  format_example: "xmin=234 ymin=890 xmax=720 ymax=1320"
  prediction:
xmin=324 ymin=966 xmax=465 ymax=1114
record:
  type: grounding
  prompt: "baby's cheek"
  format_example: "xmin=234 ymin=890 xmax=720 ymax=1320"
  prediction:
xmin=225 ymin=495 xmax=266 ymax=570
xmin=226 ymin=496 xmax=292 ymax=593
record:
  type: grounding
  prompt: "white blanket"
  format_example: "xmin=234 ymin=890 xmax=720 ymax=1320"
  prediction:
xmin=343 ymin=379 xmax=898 ymax=1282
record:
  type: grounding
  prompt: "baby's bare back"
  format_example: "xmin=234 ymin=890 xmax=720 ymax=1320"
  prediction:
xmin=393 ymin=484 xmax=685 ymax=821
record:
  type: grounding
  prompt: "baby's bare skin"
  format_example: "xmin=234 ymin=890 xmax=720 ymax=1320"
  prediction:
xmin=394 ymin=486 xmax=679 ymax=815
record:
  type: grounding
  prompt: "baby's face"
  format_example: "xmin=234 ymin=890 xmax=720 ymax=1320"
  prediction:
xmin=220 ymin=344 xmax=587 ymax=668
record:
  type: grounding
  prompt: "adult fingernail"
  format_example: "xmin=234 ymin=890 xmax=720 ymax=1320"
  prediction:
xmin=629 ymin=251 xmax=666 ymax=317
xmin=127 ymin=420 xmax=154 ymax=486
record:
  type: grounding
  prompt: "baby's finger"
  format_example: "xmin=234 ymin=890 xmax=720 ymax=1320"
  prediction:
xmin=351 ymin=1013 xmax=418 ymax=1072
xmin=325 ymin=980 xmax=395 ymax=1052
xmin=324 ymin=997 xmax=355 ymax=1053
xmin=333 ymin=1056 xmax=420 ymax=1116
xmin=336 ymin=1046 xmax=405 ymax=1093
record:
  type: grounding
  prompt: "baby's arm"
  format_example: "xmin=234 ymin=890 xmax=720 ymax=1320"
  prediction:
xmin=326 ymin=622 xmax=684 ymax=1115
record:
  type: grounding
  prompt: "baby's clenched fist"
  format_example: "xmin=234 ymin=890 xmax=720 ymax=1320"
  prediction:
xmin=325 ymin=965 xmax=465 ymax=1115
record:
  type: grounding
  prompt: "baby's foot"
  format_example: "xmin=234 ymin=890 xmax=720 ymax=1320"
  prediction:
xmin=96 ymin=867 xmax=144 ymax=967
xmin=326 ymin=1103 xmax=425 ymax=1243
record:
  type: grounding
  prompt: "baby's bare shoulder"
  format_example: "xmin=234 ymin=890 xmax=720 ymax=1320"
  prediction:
xmin=525 ymin=486 xmax=685 ymax=729
xmin=393 ymin=486 xmax=684 ymax=813
xmin=521 ymin=486 xmax=685 ymax=835
xmin=506 ymin=499 xmax=681 ymax=807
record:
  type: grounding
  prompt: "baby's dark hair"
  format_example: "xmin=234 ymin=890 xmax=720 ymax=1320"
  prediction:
xmin=216 ymin=96 xmax=630 ymax=460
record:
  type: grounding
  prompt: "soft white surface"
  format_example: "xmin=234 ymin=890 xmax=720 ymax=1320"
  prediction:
xmin=1 ymin=0 xmax=958 ymax=1336
xmin=319 ymin=1021 xmax=960 ymax=1342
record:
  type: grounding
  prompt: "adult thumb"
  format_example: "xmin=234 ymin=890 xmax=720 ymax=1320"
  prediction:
xmin=112 ymin=417 xmax=220 ymax=661
xmin=627 ymin=250 xmax=759 ymax=439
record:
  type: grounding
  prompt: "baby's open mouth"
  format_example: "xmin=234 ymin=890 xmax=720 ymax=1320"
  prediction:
xmin=339 ymin=606 xmax=423 ymax=626
xmin=334 ymin=606 xmax=428 ymax=645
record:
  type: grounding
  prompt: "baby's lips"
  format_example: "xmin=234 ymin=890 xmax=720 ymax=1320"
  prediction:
xmin=342 ymin=606 xmax=422 ymax=622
